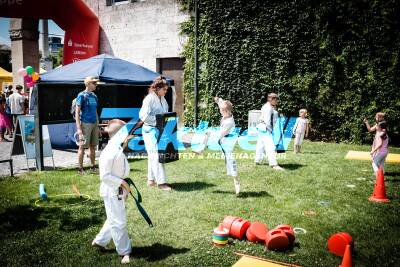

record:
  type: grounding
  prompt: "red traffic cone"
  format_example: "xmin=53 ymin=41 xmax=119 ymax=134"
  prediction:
xmin=339 ymin=244 xmax=353 ymax=267
xmin=369 ymin=165 xmax=390 ymax=203
xmin=328 ymin=232 xmax=353 ymax=257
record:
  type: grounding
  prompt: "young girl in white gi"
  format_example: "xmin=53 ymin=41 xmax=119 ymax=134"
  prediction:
xmin=130 ymin=77 xmax=172 ymax=191
xmin=254 ymin=93 xmax=284 ymax=170
xmin=92 ymin=119 xmax=134 ymax=264
xmin=292 ymin=109 xmax=309 ymax=153
xmin=215 ymin=97 xmax=241 ymax=195
xmin=370 ymin=121 xmax=389 ymax=175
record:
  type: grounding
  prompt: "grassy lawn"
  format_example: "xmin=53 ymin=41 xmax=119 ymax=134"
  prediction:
xmin=0 ymin=141 xmax=399 ymax=267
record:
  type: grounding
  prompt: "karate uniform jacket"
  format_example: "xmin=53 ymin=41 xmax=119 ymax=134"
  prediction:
xmin=99 ymin=144 xmax=129 ymax=198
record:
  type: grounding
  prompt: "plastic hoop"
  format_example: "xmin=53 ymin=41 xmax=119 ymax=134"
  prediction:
xmin=293 ymin=227 xmax=307 ymax=234
xmin=34 ymin=193 xmax=91 ymax=208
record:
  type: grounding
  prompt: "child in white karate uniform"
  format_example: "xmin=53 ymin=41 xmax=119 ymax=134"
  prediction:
xmin=292 ymin=109 xmax=309 ymax=153
xmin=92 ymin=119 xmax=134 ymax=264
xmin=254 ymin=93 xmax=284 ymax=170
xmin=214 ymin=97 xmax=240 ymax=195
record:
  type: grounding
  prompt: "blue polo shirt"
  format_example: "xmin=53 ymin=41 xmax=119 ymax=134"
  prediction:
xmin=76 ymin=91 xmax=98 ymax=123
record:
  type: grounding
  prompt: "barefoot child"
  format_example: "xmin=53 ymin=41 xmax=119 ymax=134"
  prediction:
xmin=92 ymin=119 xmax=134 ymax=264
xmin=292 ymin=109 xmax=309 ymax=153
xmin=370 ymin=121 xmax=389 ymax=175
xmin=214 ymin=97 xmax=241 ymax=195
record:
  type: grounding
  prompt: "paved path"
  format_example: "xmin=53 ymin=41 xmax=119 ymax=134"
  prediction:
xmin=0 ymin=135 xmax=91 ymax=177
xmin=0 ymin=131 xmax=194 ymax=177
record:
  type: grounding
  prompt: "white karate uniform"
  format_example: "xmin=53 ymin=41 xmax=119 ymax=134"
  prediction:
xmin=139 ymin=92 xmax=169 ymax=185
xmin=293 ymin=117 xmax=308 ymax=145
xmin=219 ymin=116 xmax=238 ymax=177
xmin=255 ymin=102 xmax=278 ymax=166
xmin=94 ymin=144 xmax=131 ymax=256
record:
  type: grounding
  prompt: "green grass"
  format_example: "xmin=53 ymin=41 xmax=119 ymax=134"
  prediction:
xmin=0 ymin=141 xmax=400 ymax=266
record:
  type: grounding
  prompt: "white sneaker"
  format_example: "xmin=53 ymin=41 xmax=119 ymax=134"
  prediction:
xmin=272 ymin=165 xmax=284 ymax=171
xmin=121 ymin=255 xmax=130 ymax=264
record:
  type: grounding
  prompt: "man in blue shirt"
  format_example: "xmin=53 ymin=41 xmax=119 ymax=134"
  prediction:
xmin=75 ymin=76 xmax=99 ymax=175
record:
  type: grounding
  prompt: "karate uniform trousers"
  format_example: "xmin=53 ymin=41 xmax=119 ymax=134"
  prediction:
xmin=142 ymin=124 xmax=167 ymax=185
xmin=220 ymin=137 xmax=238 ymax=177
xmin=254 ymin=129 xmax=278 ymax=166
xmin=139 ymin=92 xmax=169 ymax=185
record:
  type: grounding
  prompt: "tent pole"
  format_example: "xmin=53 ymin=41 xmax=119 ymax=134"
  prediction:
xmin=194 ymin=0 xmax=199 ymax=127
xmin=34 ymin=86 xmax=44 ymax=171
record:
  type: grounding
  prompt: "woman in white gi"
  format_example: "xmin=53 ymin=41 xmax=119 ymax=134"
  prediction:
xmin=254 ymin=93 xmax=284 ymax=170
xmin=130 ymin=77 xmax=172 ymax=191
xmin=92 ymin=119 xmax=133 ymax=264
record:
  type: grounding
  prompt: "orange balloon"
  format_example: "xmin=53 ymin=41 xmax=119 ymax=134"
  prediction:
xmin=32 ymin=72 xmax=40 ymax=81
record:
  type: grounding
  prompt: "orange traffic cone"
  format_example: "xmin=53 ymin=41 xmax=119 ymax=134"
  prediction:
xmin=369 ymin=165 xmax=390 ymax=203
xmin=339 ymin=244 xmax=353 ymax=267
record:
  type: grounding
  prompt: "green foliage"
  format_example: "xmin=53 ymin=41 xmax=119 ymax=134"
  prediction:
xmin=49 ymin=48 xmax=63 ymax=68
xmin=180 ymin=0 xmax=400 ymax=144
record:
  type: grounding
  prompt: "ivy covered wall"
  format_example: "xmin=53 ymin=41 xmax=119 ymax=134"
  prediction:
xmin=179 ymin=0 xmax=400 ymax=145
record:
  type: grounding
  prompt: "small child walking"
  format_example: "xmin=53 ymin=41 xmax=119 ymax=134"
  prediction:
xmin=370 ymin=121 xmax=389 ymax=175
xmin=214 ymin=97 xmax=240 ymax=195
xmin=292 ymin=109 xmax=309 ymax=153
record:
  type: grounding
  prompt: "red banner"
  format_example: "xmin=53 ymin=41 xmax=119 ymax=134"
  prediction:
xmin=0 ymin=0 xmax=99 ymax=65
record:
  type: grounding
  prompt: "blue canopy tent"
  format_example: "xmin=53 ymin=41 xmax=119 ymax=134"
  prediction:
xmin=40 ymin=54 xmax=173 ymax=85
xmin=35 ymin=54 xmax=174 ymax=149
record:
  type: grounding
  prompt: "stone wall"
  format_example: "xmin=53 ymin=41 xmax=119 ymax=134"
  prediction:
xmin=84 ymin=0 xmax=188 ymax=71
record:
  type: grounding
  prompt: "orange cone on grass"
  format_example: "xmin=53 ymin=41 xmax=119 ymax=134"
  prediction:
xmin=339 ymin=245 xmax=353 ymax=267
xmin=369 ymin=165 xmax=390 ymax=203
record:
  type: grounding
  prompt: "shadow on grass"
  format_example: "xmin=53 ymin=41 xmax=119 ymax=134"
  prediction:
xmin=279 ymin=163 xmax=305 ymax=170
xmin=127 ymin=158 xmax=146 ymax=163
xmin=132 ymin=243 xmax=190 ymax=262
xmin=0 ymin=205 xmax=49 ymax=232
xmin=385 ymin=178 xmax=400 ymax=183
xmin=0 ymin=200 xmax=105 ymax=233
xmin=170 ymin=181 xmax=216 ymax=192
xmin=302 ymin=151 xmax=324 ymax=154
xmin=59 ymin=203 xmax=105 ymax=232
xmin=212 ymin=190 xmax=273 ymax=198
xmin=286 ymin=242 xmax=301 ymax=252
xmin=385 ymin=172 xmax=400 ymax=177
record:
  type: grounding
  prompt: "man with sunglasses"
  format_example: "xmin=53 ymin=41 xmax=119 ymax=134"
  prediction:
xmin=75 ymin=76 xmax=100 ymax=175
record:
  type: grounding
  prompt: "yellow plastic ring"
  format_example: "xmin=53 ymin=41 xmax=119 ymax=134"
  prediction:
xmin=212 ymin=239 xmax=229 ymax=245
xmin=34 ymin=193 xmax=92 ymax=208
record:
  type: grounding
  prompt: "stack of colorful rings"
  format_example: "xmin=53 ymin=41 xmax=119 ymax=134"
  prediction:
xmin=212 ymin=223 xmax=229 ymax=247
